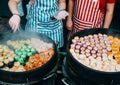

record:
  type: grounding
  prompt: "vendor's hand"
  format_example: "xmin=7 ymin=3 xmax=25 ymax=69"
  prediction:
xmin=54 ymin=10 xmax=69 ymax=20
xmin=66 ymin=19 xmax=73 ymax=31
xmin=9 ymin=14 xmax=20 ymax=32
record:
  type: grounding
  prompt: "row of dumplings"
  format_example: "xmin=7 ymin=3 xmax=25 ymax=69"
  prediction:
xmin=70 ymin=34 xmax=120 ymax=72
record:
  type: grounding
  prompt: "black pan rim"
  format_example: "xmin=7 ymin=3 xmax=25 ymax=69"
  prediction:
xmin=0 ymin=32 xmax=58 ymax=74
xmin=67 ymin=28 xmax=120 ymax=74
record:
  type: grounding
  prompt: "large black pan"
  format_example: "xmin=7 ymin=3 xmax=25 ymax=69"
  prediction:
xmin=0 ymin=30 xmax=59 ymax=84
xmin=66 ymin=28 xmax=120 ymax=85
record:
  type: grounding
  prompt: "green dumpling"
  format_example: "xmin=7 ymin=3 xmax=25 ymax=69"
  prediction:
xmin=18 ymin=58 xmax=24 ymax=64
xmin=25 ymin=48 xmax=31 ymax=52
xmin=14 ymin=56 xmax=19 ymax=61
xmin=21 ymin=54 xmax=26 ymax=59
xmin=27 ymin=52 xmax=32 ymax=56
xmin=31 ymin=48 xmax=37 ymax=53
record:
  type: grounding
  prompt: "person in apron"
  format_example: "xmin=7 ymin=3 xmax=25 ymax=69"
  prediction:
xmin=66 ymin=0 xmax=115 ymax=39
xmin=8 ymin=0 xmax=68 ymax=48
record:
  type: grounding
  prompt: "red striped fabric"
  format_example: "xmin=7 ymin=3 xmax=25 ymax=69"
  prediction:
xmin=69 ymin=0 xmax=104 ymax=36
xmin=73 ymin=0 xmax=101 ymax=27
xmin=73 ymin=15 xmax=93 ymax=30
xmin=68 ymin=0 xmax=104 ymax=39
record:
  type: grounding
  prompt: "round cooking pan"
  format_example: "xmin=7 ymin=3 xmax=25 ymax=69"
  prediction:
xmin=0 ymin=31 xmax=59 ymax=84
xmin=66 ymin=28 xmax=120 ymax=85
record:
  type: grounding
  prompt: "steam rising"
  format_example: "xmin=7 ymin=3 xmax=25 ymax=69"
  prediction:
xmin=0 ymin=29 xmax=55 ymax=45
xmin=0 ymin=17 xmax=55 ymax=48
xmin=0 ymin=17 xmax=56 ymax=52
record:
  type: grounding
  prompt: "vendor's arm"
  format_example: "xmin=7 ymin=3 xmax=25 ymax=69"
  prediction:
xmin=59 ymin=0 xmax=66 ymax=10
xmin=103 ymin=3 xmax=115 ymax=28
xmin=8 ymin=0 xmax=21 ymax=32
xmin=66 ymin=0 xmax=74 ymax=30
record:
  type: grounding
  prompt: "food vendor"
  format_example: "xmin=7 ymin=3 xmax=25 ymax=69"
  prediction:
xmin=66 ymin=0 xmax=115 ymax=38
xmin=8 ymin=0 xmax=68 ymax=48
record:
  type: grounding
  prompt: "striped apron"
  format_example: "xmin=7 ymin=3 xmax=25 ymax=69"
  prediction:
xmin=25 ymin=0 xmax=64 ymax=48
xmin=69 ymin=0 xmax=104 ymax=38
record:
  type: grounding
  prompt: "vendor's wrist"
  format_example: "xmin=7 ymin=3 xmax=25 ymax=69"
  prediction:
xmin=67 ymin=17 xmax=72 ymax=21
xmin=13 ymin=13 xmax=20 ymax=17
xmin=59 ymin=9 xmax=65 ymax=11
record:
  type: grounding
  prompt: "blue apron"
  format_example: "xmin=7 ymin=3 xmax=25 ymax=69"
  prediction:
xmin=25 ymin=0 xmax=64 ymax=48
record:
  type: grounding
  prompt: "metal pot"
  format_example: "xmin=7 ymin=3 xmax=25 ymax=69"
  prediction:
xmin=66 ymin=28 xmax=120 ymax=85
xmin=0 ymin=30 xmax=59 ymax=84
